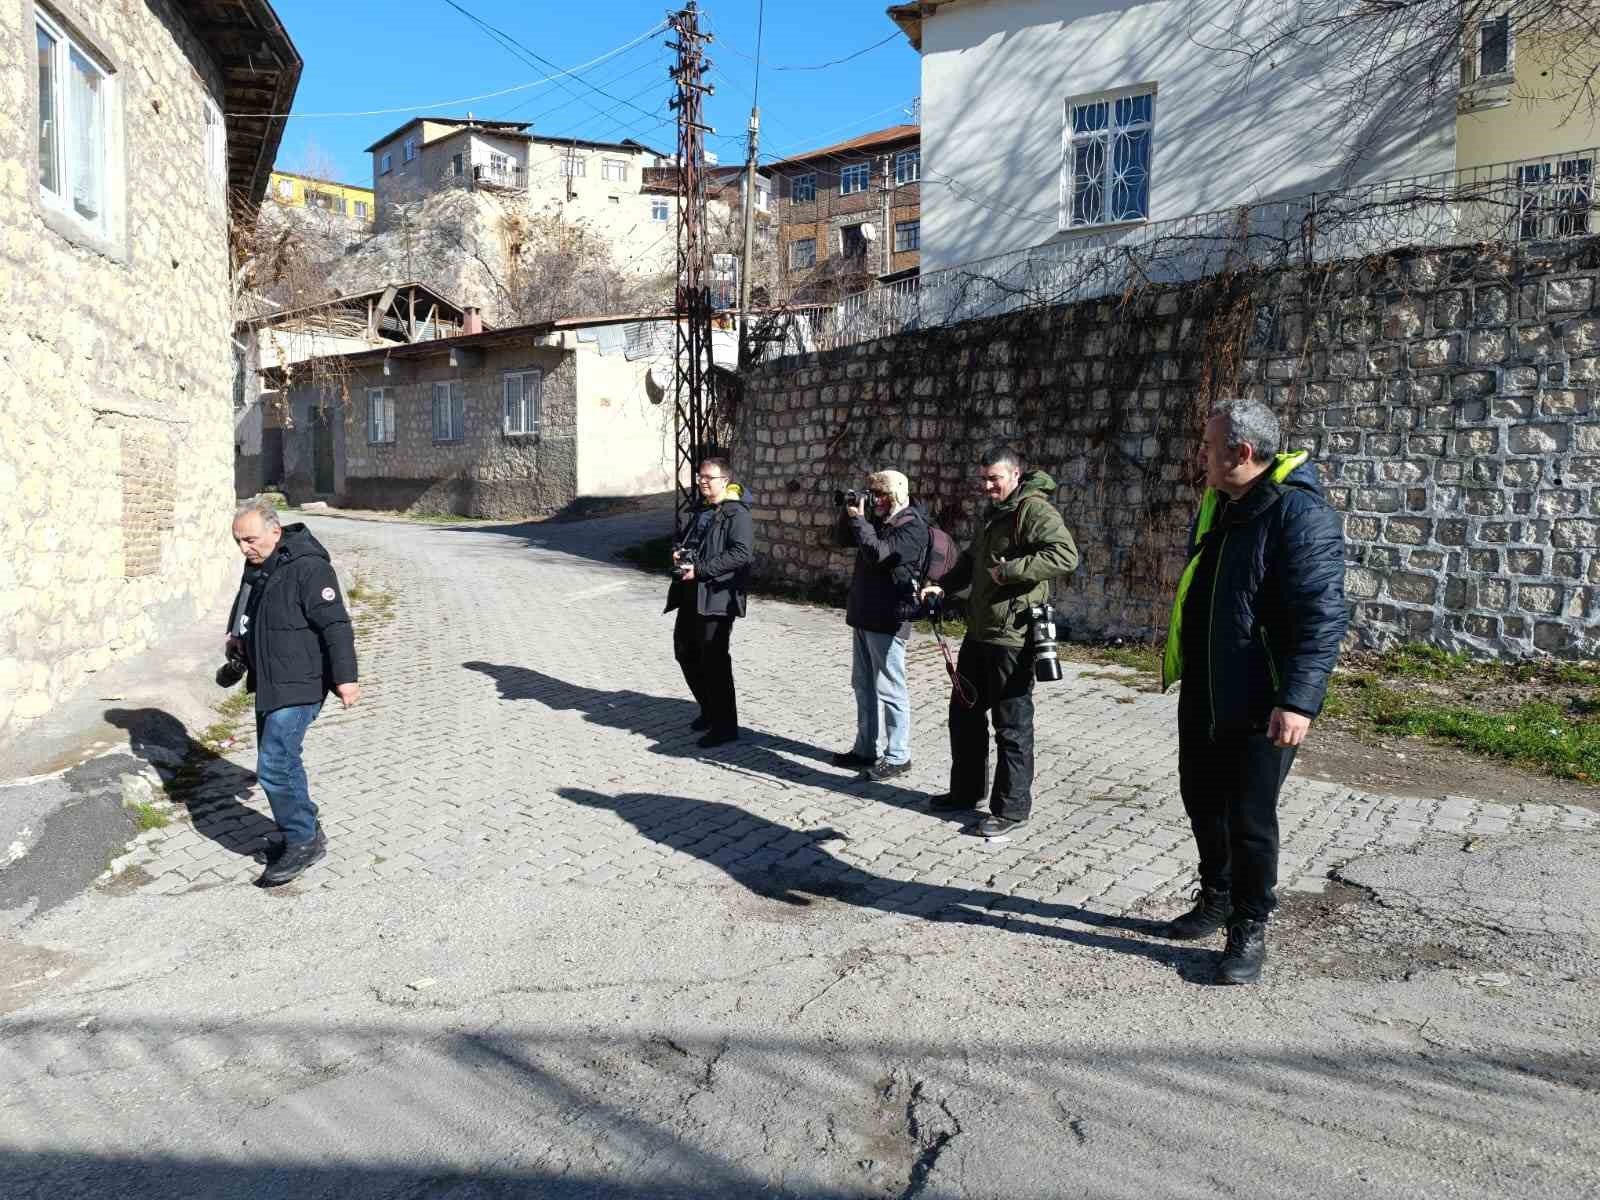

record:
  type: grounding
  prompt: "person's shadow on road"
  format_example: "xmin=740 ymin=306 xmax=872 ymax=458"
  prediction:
xmin=103 ymin=707 xmax=281 ymax=860
xmin=463 ymin=661 xmax=966 ymax=823
xmin=557 ymin=786 xmax=1215 ymax=980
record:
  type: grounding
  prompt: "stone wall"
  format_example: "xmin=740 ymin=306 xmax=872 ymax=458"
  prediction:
xmin=0 ymin=0 xmax=238 ymax=740
xmin=735 ymin=238 xmax=1600 ymax=659
xmin=284 ymin=342 xmax=579 ymax=518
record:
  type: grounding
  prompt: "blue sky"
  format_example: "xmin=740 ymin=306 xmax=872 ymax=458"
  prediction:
xmin=269 ymin=1 xmax=921 ymax=185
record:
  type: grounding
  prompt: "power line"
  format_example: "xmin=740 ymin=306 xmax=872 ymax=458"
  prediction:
xmin=718 ymin=27 xmax=900 ymax=72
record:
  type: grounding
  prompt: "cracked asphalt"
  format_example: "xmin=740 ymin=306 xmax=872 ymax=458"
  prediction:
xmin=1 ymin=511 xmax=1597 ymax=1199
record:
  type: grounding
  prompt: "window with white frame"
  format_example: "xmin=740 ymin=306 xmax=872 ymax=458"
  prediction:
xmin=1517 ymin=157 xmax=1592 ymax=241
xmin=34 ymin=7 xmax=118 ymax=239
xmin=503 ymin=369 xmax=542 ymax=436
xmin=1063 ymin=88 xmax=1153 ymax=229
xmin=895 ymin=150 xmax=920 ymax=186
xmin=488 ymin=151 xmax=510 ymax=179
xmin=790 ymin=237 xmax=816 ymax=269
xmin=380 ymin=152 xmax=392 ymax=175
xmin=402 ymin=135 xmax=418 ymax=163
xmin=354 ymin=200 xmax=369 ymax=221
xmin=755 ymin=184 xmax=769 ymax=211
xmin=432 ymin=381 xmax=465 ymax=442
xmin=839 ymin=162 xmax=869 ymax=195
xmin=894 ymin=219 xmax=920 ymax=252
xmin=366 ymin=388 xmax=396 ymax=444
xmin=559 ymin=153 xmax=586 ymax=177
xmin=203 ymin=97 xmax=227 ymax=203
xmin=791 ymin=172 xmax=816 ymax=203
xmin=651 ymin=197 xmax=670 ymax=222
xmin=1475 ymin=13 xmax=1512 ymax=80
xmin=277 ymin=177 xmax=293 ymax=199
xmin=602 ymin=157 xmax=628 ymax=182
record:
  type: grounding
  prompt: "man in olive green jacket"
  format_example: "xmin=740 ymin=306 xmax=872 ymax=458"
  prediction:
xmin=922 ymin=446 xmax=1079 ymax=837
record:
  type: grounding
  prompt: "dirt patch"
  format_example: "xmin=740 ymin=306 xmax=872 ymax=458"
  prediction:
xmin=1272 ymin=882 xmax=1486 ymax=984
xmin=1293 ymin=728 xmax=1600 ymax=810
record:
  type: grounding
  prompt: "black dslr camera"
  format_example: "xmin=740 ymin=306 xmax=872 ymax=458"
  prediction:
xmin=833 ymin=486 xmax=869 ymax=508
xmin=1026 ymin=602 xmax=1063 ymax=683
xmin=215 ymin=648 xmax=247 ymax=689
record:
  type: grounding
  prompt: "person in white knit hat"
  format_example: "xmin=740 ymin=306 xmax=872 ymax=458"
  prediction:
xmin=831 ymin=468 xmax=930 ymax=781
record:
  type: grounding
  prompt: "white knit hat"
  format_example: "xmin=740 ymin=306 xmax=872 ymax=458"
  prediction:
xmin=867 ymin=469 xmax=909 ymax=508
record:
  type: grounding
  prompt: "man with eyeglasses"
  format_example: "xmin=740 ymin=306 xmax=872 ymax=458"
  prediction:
xmin=831 ymin=469 xmax=930 ymax=782
xmin=665 ymin=457 xmax=754 ymax=748
xmin=920 ymin=446 xmax=1078 ymax=838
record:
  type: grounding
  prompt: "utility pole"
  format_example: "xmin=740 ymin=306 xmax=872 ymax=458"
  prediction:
xmin=668 ymin=2 xmax=716 ymax=536
xmin=737 ymin=105 xmax=759 ymax=364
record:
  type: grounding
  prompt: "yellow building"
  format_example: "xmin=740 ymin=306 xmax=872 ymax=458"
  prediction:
xmin=1457 ymin=12 xmax=1600 ymax=172
xmin=267 ymin=170 xmax=375 ymax=227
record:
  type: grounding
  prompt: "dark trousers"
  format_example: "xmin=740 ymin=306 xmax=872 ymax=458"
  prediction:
xmin=1177 ymin=718 xmax=1297 ymax=921
xmin=255 ymin=701 xmax=324 ymax=843
xmin=674 ymin=606 xmax=738 ymax=733
xmin=948 ymin=639 xmax=1035 ymax=819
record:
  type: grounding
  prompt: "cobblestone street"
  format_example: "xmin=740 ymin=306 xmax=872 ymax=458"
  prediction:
xmin=108 ymin=513 xmax=1598 ymax=910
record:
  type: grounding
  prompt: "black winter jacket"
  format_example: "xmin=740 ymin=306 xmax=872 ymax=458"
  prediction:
xmin=663 ymin=497 xmax=754 ymax=618
xmin=833 ymin=503 xmax=930 ymax=636
xmin=227 ymin=524 xmax=358 ymax=715
xmin=1166 ymin=454 xmax=1347 ymax=734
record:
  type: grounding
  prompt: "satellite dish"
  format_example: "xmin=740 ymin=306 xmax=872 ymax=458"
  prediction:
xmin=645 ymin=363 xmax=668 ymax=404
xmin=859 ymin=223 xmax=877 ymax=241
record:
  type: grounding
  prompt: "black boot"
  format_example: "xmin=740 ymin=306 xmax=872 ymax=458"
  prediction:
xmin=257 ymin=828 xmax=327 ymax=887
xmin=1160 ymin=886 xmax=1231 ymax=941
xmin=1215 ymin=919 xmax=1267 ymax=985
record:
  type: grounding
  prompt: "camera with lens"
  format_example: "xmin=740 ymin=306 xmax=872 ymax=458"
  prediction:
xmin=1026 ymin=602 xmax=1063 ymax=683
xmin=671 ymin=541 xmax=698 ymax=580
xmin=833 ymin=487 xmax=868 ymax=508
xmin=215 ymin=649 xmax=247 ymax=689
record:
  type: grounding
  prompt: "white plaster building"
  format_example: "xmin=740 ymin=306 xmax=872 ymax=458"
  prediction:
xmin=889 ymin=0 xmax=1457 ymax=271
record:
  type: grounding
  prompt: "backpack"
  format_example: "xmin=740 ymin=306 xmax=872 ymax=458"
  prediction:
xmin=920 ymin=523 xmax=959 ymax=587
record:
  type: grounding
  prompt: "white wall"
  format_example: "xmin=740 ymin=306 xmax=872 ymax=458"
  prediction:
xmin=573 ymin=340 xmax=674 ymax=497
xmin=918 ymin=0 xmax=1457 ymax=271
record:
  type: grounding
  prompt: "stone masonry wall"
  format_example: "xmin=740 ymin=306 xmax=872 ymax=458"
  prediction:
xmin=735 ymin=238 xmax=1600 ymax=659
xmin=0 ymin=0 xmax=237 ymax=741
xmin=283 ymin=342 xmax=578 ymax=518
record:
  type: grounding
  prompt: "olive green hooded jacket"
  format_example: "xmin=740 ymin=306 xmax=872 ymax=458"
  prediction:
xmin=940 ymin=470 xmax=1080 ymax=647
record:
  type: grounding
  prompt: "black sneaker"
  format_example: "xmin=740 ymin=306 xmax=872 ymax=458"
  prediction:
xmin=928 ymin=793 xmax=980 ymax=812
xmin=257 ymin=828 xmax=327 ymax=887
xmin=830 ymin=750 xmax=875 ymax=768
xmin=698 ymin=728 xmax=739 ymax=749
xmin=1160 ymin=886 xmax=1232 ymax=941
xmin=972 ymin=815 xmax=1026 ymax=839
xmin=866 ymin=758 xmax=912 ymax=782
xmin=690 ymin=714 xmax=713 ymax=732
xmin=1215 ymin=919 xmax=1268 ymax=985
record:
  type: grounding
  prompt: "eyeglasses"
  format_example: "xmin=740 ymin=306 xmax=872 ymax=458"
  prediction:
xmin=869 ymin=491 xmax=890 ymax=499
xmin=695 ymin=474 xmax=724 ymax=482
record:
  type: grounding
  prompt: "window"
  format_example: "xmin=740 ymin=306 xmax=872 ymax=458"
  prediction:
xmin=840 ymin=224 xmax=868 ymax=258
xmin=488 ymin=151 xmax=510 ymax=179
xmin=791 ymin=172 xmax=816 ymax=203
xmin=203 ymin=97 xmax=227 ymax=203
xmin=840 ymin=162 xmax=870 ymax=195
xmin=651 ymin=197 xmax=670 ymax=222
xmin=452 ymin=152 xmax=464 ymax=177
xmin=895 ymin=150 xmax=920 ymax=186
xmin=1064 ymin=88 xmax=1153 ymax=229
xmin=894 ymin=219 xmax=920 ymax=252
xmin=35 ymin=8 xmax=117 ymax=239
xmin=277 ymin=178 xmax=293 ymax=199
xmin=366 ymin=388 xmax=396 ymax=444
xmin=354 ymin=200 xmax=369 ymax=221
xmin=1518 ymin=157 xmax=1593 ymax=240
xmin=560 ymin=154 xmax=586 ymax=177
xmin=607 ymin=195 xmax=620 ymax=205
xmin=790 ymin=237 xmax=816 ymax=269
xmin=432 ymin=381 xmax=465 ymax=442
xmin=602 ymin=157 xmax=628 ymax=182
xmin=503 ymin=370 xmax=542 ymax=436
xmin=1477 ymin=13 xmax=1511 ymax=78
xmin=402 ymin=135 xmax=418 ymax=163
xmin=755 ymin=185 xmax=769 ymax=212
xmin=380 ymin=152 xmax=392 ymax=175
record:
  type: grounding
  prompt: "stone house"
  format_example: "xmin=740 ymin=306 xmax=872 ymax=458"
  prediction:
xmin=0 ymin=0 xmax=299 ymax=741
xmin=771 ymin=124 xmax=921 ymax=302
xmin=235 ymin=283 xmax=473 ymax=497
xmin=277 ymin=316 xmax=687 ymax=517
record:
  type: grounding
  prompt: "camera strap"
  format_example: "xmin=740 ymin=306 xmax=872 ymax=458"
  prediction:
xmin=930 ymin=614 xmax=979 ymax=708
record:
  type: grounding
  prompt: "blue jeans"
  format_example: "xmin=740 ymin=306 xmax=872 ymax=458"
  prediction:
xmin=850 ymin=628 xmax=910 ymax=765
xmin=255 ymin=702 xmax=324 ymax=843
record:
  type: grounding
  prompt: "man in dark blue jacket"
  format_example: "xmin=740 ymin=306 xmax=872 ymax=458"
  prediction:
xmin=664 ymin=458 xmax=753 ymax=749
xmin=226 ymin=502 xmax=360 ymax=886
xmin=1159 ymin=399 xmax=1347 ymax=984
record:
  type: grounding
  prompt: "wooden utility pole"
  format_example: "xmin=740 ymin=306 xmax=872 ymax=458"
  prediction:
xmin=737 ymin=105 xmax=759 ymax=362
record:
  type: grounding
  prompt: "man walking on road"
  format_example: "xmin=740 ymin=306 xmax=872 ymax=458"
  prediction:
xmin=921 ymin=446 xmax=1079 ymax=839
xmin=831 ymin=469 xmax=930 ymax=782
xmin=226 ymin=501 xmax=360 ymax=887
xmin=1159 ymin=398 xmax=1347 ymax=984
xmin=665 ymin=457 xmax=753 ymax=749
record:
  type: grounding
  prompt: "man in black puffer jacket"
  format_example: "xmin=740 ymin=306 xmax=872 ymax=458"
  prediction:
xmin=1159 ymin=398 xmax=1347 ymax=984
xmin=226 ymin=501 xmax=360 ymax=887
xmin=830 ymin=469 xmax=929 ymax=782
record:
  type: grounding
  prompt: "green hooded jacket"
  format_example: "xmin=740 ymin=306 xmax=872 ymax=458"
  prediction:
xmin=941 ymin=470 xmax=1080 ymax=647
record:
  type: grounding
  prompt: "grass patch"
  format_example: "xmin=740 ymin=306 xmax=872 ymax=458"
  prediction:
xmin=130 ymin=800 xmax=171 ymax=832
xmin=346 ymin=573 xmax=398 ymax=640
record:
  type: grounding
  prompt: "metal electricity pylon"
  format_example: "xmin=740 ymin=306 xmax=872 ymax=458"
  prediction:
xmin=668 ymin=2 xmax=716 ymax=536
